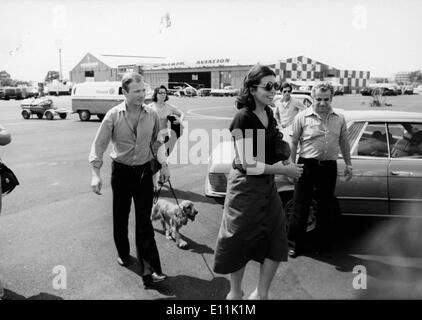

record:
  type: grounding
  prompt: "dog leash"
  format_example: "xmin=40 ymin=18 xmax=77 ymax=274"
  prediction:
xmin=153 ymin=178 xmax=181 ymax=210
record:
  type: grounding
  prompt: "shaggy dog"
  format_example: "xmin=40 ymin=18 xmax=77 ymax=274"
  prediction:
xmin=151 ymin=199 xmax=198 ymax=249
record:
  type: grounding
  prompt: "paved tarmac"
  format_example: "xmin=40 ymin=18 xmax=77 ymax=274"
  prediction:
xmin=1 ymin=95 xmax=422 ymax=300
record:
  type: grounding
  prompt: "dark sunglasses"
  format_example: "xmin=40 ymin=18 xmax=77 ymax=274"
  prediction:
xmin=158 ymin=91 xmax=167 ymax=95
xmin=282 ymin=89 xmax=292 ymax=93
xmin=254 ymin=82 xmax=281 ymax=91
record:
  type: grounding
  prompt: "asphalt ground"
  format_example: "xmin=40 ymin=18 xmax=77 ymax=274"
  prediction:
xmin=1 ymin=94 xmax=422 ymax=300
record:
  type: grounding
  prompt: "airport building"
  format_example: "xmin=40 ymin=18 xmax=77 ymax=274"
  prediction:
xmin=394 ymin=71 xmax=411 ymax=84
xmin=70 ymin=53 xmax=370 ymax=93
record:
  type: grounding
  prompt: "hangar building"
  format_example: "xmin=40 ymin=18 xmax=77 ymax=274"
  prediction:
xmin=70 ymin=53 xmax=370 ymax=93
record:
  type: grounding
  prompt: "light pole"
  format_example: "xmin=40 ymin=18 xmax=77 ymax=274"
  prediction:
xmin=59 ymin=48 xmax=63 ymax=81
xmin=55 ymin=38 xmax=63 ymax=81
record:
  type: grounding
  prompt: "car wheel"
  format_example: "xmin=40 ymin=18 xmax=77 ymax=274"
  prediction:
xmin=59 ymin=113 xmax=67 ymax=119
xmin=45 ymin=111 xmax=54 ymax=120
xmin=22 ymin=110 xmax=30 ymax=119
xmin=79 ymin=110 xmax=91 ymax=121
xmin=37 ymin=114 xmax=43 ymax=119
xmin=283 ymin=197 xmax=317 ymax=233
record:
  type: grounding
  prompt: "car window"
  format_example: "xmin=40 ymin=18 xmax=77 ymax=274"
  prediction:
xmin=302 ymin=98 xmax=312 ymax=108
xmin=355 ymin=123 xmax=389 ymax=157
xmin=389 ymin=123 xmax=422 ymax=158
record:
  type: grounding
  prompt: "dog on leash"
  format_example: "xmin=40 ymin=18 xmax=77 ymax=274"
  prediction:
xmin=151 ymin=199 xmax=198 ymax=249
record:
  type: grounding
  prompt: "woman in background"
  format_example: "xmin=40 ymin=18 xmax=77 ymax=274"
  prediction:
xmin=148 ymin=85 xmax=184 ymax=190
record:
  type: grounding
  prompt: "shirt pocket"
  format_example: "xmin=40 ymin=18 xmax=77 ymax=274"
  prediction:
xmin=303 ymin=122 xmax=324 ymax=141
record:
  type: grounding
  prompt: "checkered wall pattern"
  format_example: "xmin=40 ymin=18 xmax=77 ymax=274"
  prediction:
xmin=275 ymin=56 xmax=370 ymax=89
xmin=338 ymin=69 xmax=371 ymax=88
xmin=275 ymin=56 xmax=322 ymax=82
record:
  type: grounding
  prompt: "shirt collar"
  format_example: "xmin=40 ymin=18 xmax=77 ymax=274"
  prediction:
xmin=304 ymin=106 xmax=338 ymax=118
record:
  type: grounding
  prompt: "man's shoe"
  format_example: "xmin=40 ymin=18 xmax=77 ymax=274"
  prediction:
xmin=288 ymin=248 xmax=299 ymax=258
xmin=117 ymin=257 xmax=129 ymax=267
xmin=151 ymin=272 xmax=167 ymax=283
xmin=142 ymin=273 xmax=167 ymax=287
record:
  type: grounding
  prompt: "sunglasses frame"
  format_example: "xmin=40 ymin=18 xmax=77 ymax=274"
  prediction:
xmin=253 ymin=81 xmax=281 ymax=91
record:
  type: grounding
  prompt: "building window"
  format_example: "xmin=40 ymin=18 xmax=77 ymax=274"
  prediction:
xmin=85 ymin=70 xmax=94 ymax=77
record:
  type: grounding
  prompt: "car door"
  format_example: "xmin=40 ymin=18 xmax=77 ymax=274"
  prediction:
xmin=387 ymin=122 xmax=422 ymax=217
xmin=336 ymin=122 xmax=389 ymax=215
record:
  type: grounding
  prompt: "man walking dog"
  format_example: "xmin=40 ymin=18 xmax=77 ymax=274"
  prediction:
xmin=89 ymin=72 xmax=169 ymax=287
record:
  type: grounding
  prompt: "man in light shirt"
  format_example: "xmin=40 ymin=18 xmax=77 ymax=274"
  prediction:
xmin=89 ymin=72 xmax=169 ymax=287
xmin=274 ymin=82 xmax=306 ymax=130
xmin=287 ymin=82 xmax=352 ymax=258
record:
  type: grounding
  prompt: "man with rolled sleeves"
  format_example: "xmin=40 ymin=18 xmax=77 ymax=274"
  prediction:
xmin=287 ymin=82 xmax=353 ymax=258
xmin=89 ymin=72 xmax=169 ymax=287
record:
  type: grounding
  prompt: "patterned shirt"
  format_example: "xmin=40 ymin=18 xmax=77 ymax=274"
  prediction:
xmin=89 ymin=101 xmax=167 ymax=169
xmin=291 ymin=107 xmax=350 ymax=161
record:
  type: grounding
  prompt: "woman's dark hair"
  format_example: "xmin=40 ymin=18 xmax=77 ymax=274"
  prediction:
xmin=152 ymin=85 xmax=169 ymax=102
xmin=236 ymin=64 xmax=276 ymax=110
xmin=281 ymin=82 xmax=293 ymax=92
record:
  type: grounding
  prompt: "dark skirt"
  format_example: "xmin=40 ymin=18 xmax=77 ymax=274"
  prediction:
xmin=213 ymin=168 xmax=288 ymax=274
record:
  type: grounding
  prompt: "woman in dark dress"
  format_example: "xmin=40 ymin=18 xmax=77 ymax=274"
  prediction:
xmin=213 ymin=64 xmax=303 ymax=300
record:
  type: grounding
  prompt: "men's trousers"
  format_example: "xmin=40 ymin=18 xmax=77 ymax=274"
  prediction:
xmin=287 ymin=157 xmax=338 ymax=252
xmin=111 ymin=161 xmax=162 ymax=275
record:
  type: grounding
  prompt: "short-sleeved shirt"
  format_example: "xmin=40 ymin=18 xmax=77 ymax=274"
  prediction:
xmin=274 ymin=97 xmax=306 ymax=128
xmin=229 ymin=106 xmax=279 ymax=168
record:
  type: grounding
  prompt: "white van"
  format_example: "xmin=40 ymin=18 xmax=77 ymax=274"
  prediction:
xmin=71 ymin=81 xmax=153 ymax=121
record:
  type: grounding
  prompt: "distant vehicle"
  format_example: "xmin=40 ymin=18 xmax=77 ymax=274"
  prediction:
xmin=45 ymin=80 xmax=73 ymax=96
xmin=404 ymin=86 xmax=414 ymax=95
xmin=198 ymin=88 xmax=212 ymax=97
xmin=71 ymin=81 xmax=153 ymax=121
xmin=169 ymin=83 xmax=198 ymax=97
xmin=334 ymin=87 xmax=344 ymax=96
xmin=272 ymin=92 xmax=313 ymax=109
xmin=0 ymin=87 xmax=26 ymax=100
xmin=415 ymin=85 xmax=422 ymax=95
xmin=20 ymin=97 xmax=69 ymax=120
xmin=360 ymin=87 xmax=373 ymax=96
xmin=381 ymin=87 xmax=397 ymax=96
xmin=210 ymin=86 xmax=239 ymax=97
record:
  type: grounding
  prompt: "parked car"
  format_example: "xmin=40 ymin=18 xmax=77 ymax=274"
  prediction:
xmin=381 ymin=87 xmax=397 ymax=96
xmin=0 ymin=87 xmax=26 ymax=100
xmin=404 ymin=86 xmax=414 ymax=95
xmin=205 ymin=110 xmax=422 ymax=231
xmin=198 ymin=88 xmax=212 ymax=97
xmin=360 ymin=87 xmax=373 ymax=96
xmin=272 ymin=92 xmax=313 ymax=108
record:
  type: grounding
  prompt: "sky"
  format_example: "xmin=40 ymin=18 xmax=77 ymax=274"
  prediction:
xmin=0 ymin=0 xmax=421 ymax=82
